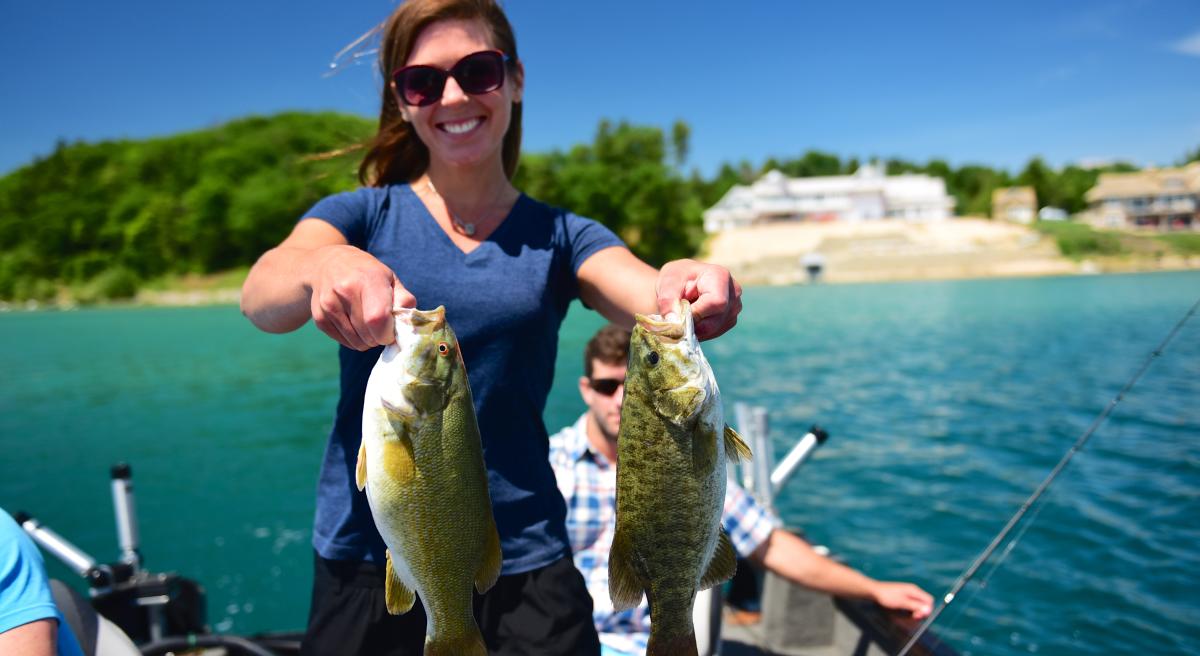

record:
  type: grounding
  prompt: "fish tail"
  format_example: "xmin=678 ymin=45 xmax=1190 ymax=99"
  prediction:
xmin=425 ymin=632 xmax=487 ymax=656
xmin=647 ymin=629 xmax=698 ymax=656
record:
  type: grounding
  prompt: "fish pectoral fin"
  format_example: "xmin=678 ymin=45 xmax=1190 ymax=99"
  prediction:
xmin=724 ymin=425 xmax=753 ymax=463
xmin=384 ymin=550 xmax=416 ymax=615
xmin=475 ymin=514 xmax=502 ymax=594
xmin=355 ymin=440 xmax=367 ymax=491
xmin=698 ymin=529 xmax=738 ymax=590
xmin=608 ymin=527 xmax=646 ymax=611
xmin=379 ymin=409 xmax=417 ymax=484
xmin=654 ymin=387 xmax=705 ymax=424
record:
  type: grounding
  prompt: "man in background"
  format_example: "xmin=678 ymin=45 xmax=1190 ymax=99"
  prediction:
xmin=549 ymin=324 xmax=933 ymax=656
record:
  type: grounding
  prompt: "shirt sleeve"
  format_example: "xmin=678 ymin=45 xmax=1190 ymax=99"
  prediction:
xmin=0 ymin=514 xmax=59 ymax=635
xmin=561 ymin=213 xmax=626 ymax=274
xmin=722 ymin=480 xmax=782 ymax=557
xmin=302 ymin=187 xmax=376 ymax=248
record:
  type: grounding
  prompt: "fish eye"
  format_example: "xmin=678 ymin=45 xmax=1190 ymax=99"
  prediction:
xmin=436 ymin=342 xmax=451 ymax=356
xmin=646 ymin=351 xmax=659 ymax=366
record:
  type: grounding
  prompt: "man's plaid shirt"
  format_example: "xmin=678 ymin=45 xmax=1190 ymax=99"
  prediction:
xmin=549 ymin=413 xmax=780 ymax=655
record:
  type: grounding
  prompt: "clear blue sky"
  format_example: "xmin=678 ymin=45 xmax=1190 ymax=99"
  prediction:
xmin=2 ymin=0 xmax=1198 ymax=177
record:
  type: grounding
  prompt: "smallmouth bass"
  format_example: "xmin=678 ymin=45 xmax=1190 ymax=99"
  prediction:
xmin=610 ymin=299 xmax=751 ymax=656
xmin=358 ymin=306 xmax=501 ymax=656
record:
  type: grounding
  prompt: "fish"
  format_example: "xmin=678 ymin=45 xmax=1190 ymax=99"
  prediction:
xmin=358 ymin=306 xmax=502 ymax=656
xmin=609 ymin=299 xmax=752 ymax=656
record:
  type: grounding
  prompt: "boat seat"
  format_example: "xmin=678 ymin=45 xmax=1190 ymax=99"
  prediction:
xmin=50 ymin=579 xmax=141 ymax=656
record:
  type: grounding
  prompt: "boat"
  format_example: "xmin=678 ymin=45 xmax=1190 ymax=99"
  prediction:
xmin=17 ymin=405 xmax=958 ymax=656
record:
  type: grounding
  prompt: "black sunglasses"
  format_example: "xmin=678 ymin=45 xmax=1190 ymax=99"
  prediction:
xmin=588 ymin=378 xmax=624 ymax=396
xmin=391 ymin=50 xmax=511 ymax=107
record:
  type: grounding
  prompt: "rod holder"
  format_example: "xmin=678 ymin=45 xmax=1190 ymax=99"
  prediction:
xmin=14 ymin=512 xmax=116 ymax=587
xmin=111 ymin=463 xmax=142 ymax=569
xmin=770 ymin=425 xmax=830 ymax=497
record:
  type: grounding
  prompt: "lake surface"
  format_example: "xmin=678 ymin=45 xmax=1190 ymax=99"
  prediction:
xmin=2 ymin=271 xmax=1198 ymax=655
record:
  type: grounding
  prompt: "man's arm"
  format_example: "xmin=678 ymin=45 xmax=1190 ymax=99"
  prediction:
xmin=0 ymin=619 xmax=57 ymax=656
xmin=748 ymin=529 xmax=934 ymax=619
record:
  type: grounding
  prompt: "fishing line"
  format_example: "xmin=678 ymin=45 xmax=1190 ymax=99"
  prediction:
xmin=937 ymin=481 xmax=1057 ymax=637
xmin=897 ymin=294 xmax=1200 ymax=656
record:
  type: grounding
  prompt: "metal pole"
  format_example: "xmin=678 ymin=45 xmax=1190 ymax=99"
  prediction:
xmin=110 ymin=463 xmax=142 ymax=569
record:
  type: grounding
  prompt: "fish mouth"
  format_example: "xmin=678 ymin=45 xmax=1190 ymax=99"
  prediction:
xmin=394 ymin=306 xmax=446 ymax=334
xmin=634 ymin=299 xmax=693 ymax=340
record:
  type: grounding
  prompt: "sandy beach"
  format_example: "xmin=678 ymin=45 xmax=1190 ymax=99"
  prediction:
xmin=702 ymin=218 xmax=1199 ymax=286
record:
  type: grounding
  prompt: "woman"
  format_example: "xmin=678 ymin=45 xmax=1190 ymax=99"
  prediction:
xmin=240 ymin=0 xmax=741 ymax=654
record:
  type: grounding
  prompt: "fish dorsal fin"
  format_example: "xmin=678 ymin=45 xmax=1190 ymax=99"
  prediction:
xmin=608 ymin=526 xmax=646 ymax=611
xmin=384 ymin=550 xmax=416 ymax=615
xmin=698 ymin=529 xmax=738 ymax=590
xmin=724 ymin=425 xmax=752 ymax=463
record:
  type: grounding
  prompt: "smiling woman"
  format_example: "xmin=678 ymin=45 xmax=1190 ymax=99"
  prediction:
xmin=237 ymin=0 xmax=743 ymax=654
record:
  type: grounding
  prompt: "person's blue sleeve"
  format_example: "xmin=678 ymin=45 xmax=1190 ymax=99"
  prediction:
xmin=1 ymin=513 xmax=58 ymax=633
xmin=0 ymin=514 xmax=85 ymax=656
xmin=562 ymin=213 xmax=626 ymax=274
xmin=301 ymin=188 xmax=376 ymax=248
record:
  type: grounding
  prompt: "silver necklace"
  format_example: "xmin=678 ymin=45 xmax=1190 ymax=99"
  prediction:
xmin=424 ymin=180 xmax=478 ymax=236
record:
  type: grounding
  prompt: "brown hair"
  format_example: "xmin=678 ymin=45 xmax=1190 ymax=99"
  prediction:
xmin=584 ymin=324 xmax=631 ymax=378
xmin=358 ymin=0 xmax=522 ymax=186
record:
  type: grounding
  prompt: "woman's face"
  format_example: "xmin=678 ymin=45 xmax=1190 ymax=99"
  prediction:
xmin=397 ymin=18 xmax=522 ymax=173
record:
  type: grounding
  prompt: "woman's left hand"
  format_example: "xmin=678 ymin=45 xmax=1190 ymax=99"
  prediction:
xmin=655 ymin=259 xmax=742 ymax=340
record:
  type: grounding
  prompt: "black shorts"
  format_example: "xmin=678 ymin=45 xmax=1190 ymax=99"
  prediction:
xmin=300 ymin=552 xmax=600 ymax=656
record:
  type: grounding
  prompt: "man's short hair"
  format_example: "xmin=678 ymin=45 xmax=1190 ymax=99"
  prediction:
xmin=584 ymin=324 xmax=631 ymax=378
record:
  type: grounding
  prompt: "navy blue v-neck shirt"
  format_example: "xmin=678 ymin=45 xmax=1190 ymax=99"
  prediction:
xmin=306 ymin=184 xmax=624 ymax=573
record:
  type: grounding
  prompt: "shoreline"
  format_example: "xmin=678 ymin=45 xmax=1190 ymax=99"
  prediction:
xmin=3 ymin=220 xmax=1198 ymax=311
xmin=702 ymin=218 xmax=1200 ymax=287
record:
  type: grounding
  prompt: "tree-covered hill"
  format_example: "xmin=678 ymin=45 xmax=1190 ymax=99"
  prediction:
xmin=0 ymin=112 xmax=374 ymax=301
xmin=1 ymin=109 xmax=1191 ymax=303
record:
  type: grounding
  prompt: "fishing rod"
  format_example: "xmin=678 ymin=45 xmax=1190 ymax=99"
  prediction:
xmin=897 ymin=294 xmax=1200 ymax=656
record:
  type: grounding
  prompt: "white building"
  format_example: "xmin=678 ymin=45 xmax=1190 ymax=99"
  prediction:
xmin=703 ymin=165 xmax=955 ymax=233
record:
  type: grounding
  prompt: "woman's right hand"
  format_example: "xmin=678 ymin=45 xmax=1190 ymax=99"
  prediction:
xmin=309 ymin=244 xmax=416 ymax=351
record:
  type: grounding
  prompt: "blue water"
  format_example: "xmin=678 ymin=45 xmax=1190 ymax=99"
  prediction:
xmin=2 ymin=271 xmax=1198 ymax=655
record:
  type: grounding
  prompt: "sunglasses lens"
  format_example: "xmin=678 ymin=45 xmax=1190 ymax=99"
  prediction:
xmin=398 ymin=67 xmax=445 ymax=106
xmin=452 ymin=51 xmax=506 ymax=94
xmin=590 ymin=379 xmax=621 ymax=395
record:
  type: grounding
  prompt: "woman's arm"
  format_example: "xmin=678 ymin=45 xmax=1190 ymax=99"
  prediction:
xmin=240 ymin=218 xmax=415 ymax=350
xmin=577 ymin=247 xmax=742 ymax=340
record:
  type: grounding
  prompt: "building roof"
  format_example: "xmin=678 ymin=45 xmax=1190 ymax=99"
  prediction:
xmin=1085 ymin=162 xmax=1200 ymax=201
xmin=992 ymin=186 xmax=1036 ymax=206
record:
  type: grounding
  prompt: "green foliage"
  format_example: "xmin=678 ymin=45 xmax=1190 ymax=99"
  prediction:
xmin=0 ymin=112 xmax=372 ymax=301
xmin=1156 ymin=233 xmax=1200 ymax=255
xmin=78 ymin=266 xmax=141 ymax=302
xmin=513 ymin=119 xmax=703 ymax=266
xmin=1034 ymin=220 xmax=1126 ymax=258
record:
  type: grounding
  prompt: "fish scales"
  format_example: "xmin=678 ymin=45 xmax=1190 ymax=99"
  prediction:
xmin=610 ymin=299 xmax=751 ymax=656
xmin=359 ymin=306 xmax=502 ymax=656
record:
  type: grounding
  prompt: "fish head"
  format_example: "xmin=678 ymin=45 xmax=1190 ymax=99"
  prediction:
xmin=629 ymin=299 xmax=712 ymax=426
xmin=377 ymin=306 xmax=465 ymax=416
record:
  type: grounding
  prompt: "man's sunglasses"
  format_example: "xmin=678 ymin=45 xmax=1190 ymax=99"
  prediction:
xmin=391 ymin=50 xmax=511 ymax=107
xmin=588 ymin=378 xmax=624 ymax=396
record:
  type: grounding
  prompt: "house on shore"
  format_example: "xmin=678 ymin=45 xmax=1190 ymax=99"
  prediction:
xmin=991 ymin=186 xmax=1037 ymax=224
xmin=1083 ymin=162 xmax=1199 ymax=231
xmin=702 ymin=165 xmax=955 ymax=233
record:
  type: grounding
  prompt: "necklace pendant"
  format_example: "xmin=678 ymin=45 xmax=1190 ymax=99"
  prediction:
xmin=461 ymin=222 xmax=476 ymax=236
